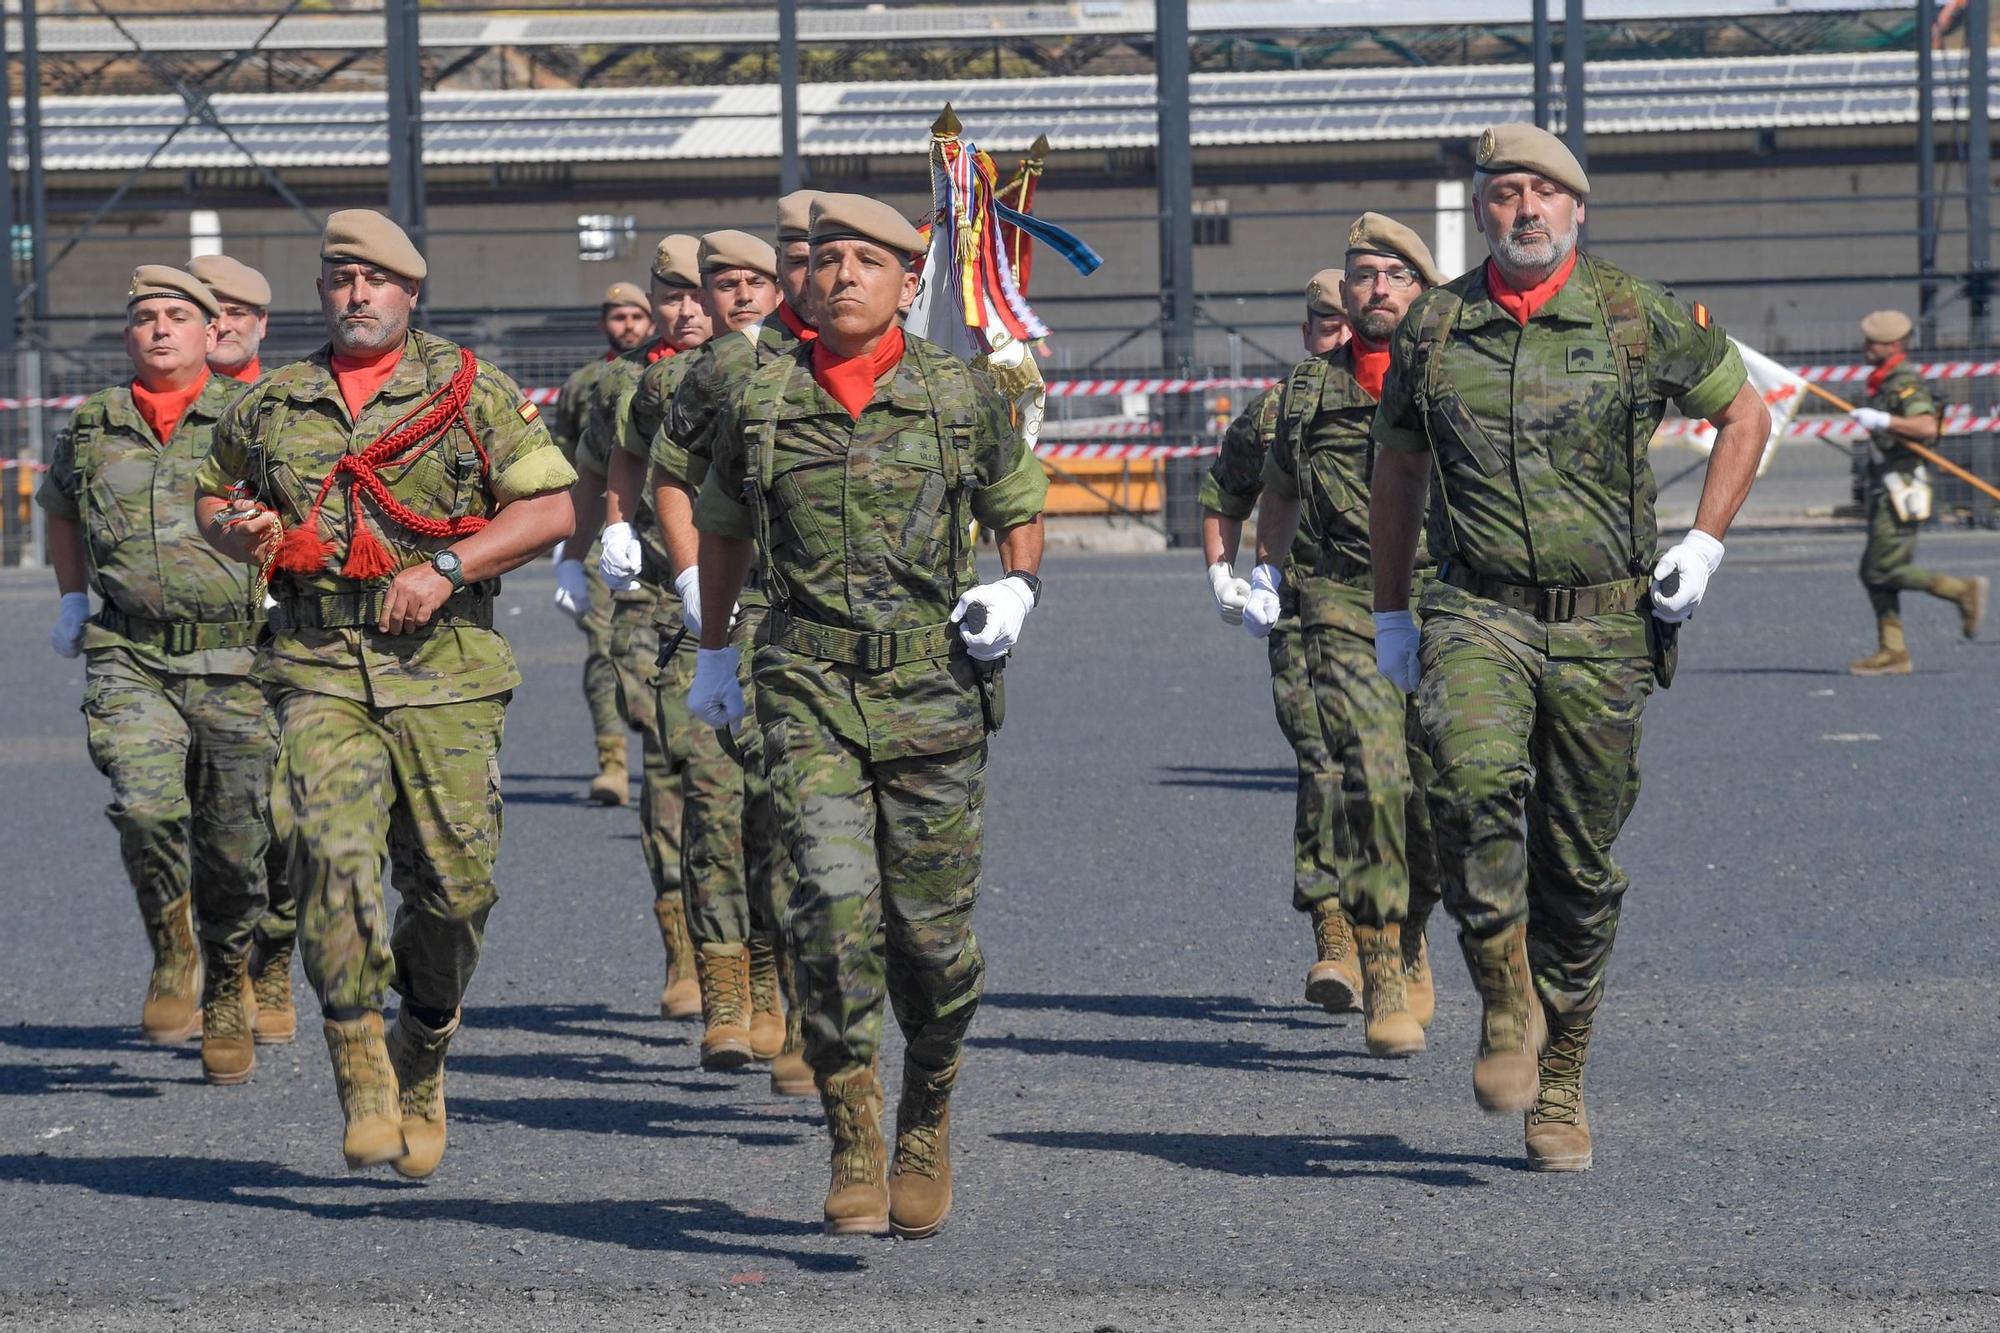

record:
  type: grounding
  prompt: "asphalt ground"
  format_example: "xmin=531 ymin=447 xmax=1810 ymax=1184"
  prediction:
xmin=0 ymin=524 xmax=1995 ymax=1331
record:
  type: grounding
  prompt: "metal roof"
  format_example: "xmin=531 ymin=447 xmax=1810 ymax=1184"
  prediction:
xmin=10 ymin=51 xmax=1960 ymax=173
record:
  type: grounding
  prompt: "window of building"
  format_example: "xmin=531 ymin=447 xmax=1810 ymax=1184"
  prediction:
xmin=1193 ymin=197 xmax=1230 ymax=247
xmin=578 ymin=214 xmax=637 ymax=263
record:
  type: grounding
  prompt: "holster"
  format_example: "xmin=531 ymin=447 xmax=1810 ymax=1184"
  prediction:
xmin=966 ymin=652 xmax=1007 ymax=735
xmin=1645 ymin=601 xmax=1680 ymax=690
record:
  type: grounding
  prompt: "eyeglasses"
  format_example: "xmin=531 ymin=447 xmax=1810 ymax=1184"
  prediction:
xmin=1347 ymin=266 xmax=1420 ymax=291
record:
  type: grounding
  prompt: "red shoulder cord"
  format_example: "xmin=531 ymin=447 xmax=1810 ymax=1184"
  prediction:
xmin=272 ymin=349 xmax=492 ymax=581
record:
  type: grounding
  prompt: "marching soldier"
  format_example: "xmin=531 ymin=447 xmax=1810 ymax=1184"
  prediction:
xmin=1843 ymin=309 xmax=1987 ymax=675
xmin=573 ymin=237 xmax=712 ymax=1021
xmin=690 ymin=194 xmax=1048 ymax=1238
xmin=198 ymin=210 xmax=576 ymax=1176
xmin=1368 ymin=126 xmax=1770 ymax=1170
xmin=40 ymin=266 xmax=272 ymax=1084
xmin=1247 ymin=215 xmax=1446 ymax=1057
xmin=189 ymin=255 xmax=271 ymax=384
xmin=549 ymin=281 xmax=656 ymax=802
xmin=1199 ymin=271 xmax=1360 ymax=1013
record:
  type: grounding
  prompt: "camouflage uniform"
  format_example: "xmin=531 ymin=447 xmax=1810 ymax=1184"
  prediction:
xmin=549 ymin=355 xmax=627 ymax=753
xmin=1374 ymin=255 xmax=1744 ymax=1018
xmin=1857 ymin=362 xmax=1950 ymax=617
xmin=1264 ymin=346 xmax=1441 ymax=931
xmin=197 ymin=330 xmax=576 ymax=1017
xmin=37 ymin=373 xmax=277 ymax=956
xmin=696 ymin=333 xmax=1048 ymax=1082
xmin=1197 ymin=386 xmax=1338 ymax=913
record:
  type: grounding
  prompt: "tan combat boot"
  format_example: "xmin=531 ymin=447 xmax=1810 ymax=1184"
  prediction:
xmin=323 ymin=1014 xmax=404 ymax=1170
xmin=140 ymin=893 xmax=203 ymax=1043
xmin=1403 ymin=906 xmax=1437 ymax=1029
xmin=1354 ymin=923 xmax=1425 ymax=1058
xmin=1938 ymin=573 xmax=1989 ymax=639
xmin=1304 ymin=901 xmax=1363 ymax=1014
xmin=653 ymin=896 xmax=701 ymax=1020
xmin=248 ymin=934 xmax=296 ymax=1044
xmin=747 ymin=934 xmax=785 ymax=1062
xmin=819 ymin=1066 xmax=890 ymax=1236
xmin=1525 ymin=1008 xmax=1594 ymax=1172
xmin=1849 ymin=616 xmax=1912 ymax=676
xmin=698 ymin=943 xmax=754 ymax=1070
xmin=770 ymin=951 xmax=814 ymax=1095
xmin=588 ymin=735 xmax=629 ymax=806
xmin=1459 ymin=923 xmax=1546 ymax=1114
xmin=889 ymin=1059 xmax=957 ymax=1240
xmin=199 ymin=947 xmax=257 ymax=1086
xmin=388 ymin=1007 xmax=459 ymax=1181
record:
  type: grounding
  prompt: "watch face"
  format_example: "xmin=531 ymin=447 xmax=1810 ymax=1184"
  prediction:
xmin=434 ymin=551 xmax=462 ymax=574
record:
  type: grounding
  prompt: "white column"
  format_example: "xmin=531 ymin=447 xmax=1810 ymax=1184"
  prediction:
xmin=189 ymin=210 xmax=222 ymax=259
xmin=1433 ymin=180 xmax=1467 ymax=280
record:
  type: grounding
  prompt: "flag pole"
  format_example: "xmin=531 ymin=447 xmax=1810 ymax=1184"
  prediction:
xmin=1803 ymin=380 xmax=2000 ymax=504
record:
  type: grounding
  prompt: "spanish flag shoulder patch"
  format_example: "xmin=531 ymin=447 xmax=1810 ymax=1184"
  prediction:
xmin=1691 ymin=301 xmax=1710 ymax=330
xmin=518 ymin=400 xmax=541 ymax=424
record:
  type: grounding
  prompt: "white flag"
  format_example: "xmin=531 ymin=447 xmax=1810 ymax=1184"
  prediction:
xmin=1683 ymin=339 xmax=1809 ymax=477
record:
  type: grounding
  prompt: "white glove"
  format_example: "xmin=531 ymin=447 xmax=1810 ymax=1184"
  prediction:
xmin=1373 ymin=610 xmax=1421 ymax=692
xmin=1650 ymin=528 xmax=1725 ymax=624
xmin=598 ymin=522 xmax=643 ymax=591
xmin=1241 ymin=563 xmax=1283 ymax=639
xmin=50 ymin=592 xmax=89 ymax=659
xmin=1848 ymin=407 xmax=1892 ymax=432
xmin=552 ymin=558 xmax=590 ymax=621
xmin=674 ymin=566 xmax=704 ymax=637
xmin=951 ymin=575 xmax=1034 ymax=662
xmin=688 ymin=646 xmax=745 ymax=728
xmin=1207 ymin=561 xmax=1251 ymax=626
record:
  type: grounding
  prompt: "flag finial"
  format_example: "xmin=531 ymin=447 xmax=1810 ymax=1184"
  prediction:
xmin=932 ymin=104 xmax=962 ymax=138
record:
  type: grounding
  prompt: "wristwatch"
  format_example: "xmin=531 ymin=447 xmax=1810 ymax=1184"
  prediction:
xmin=1005 ymin=569 xmax=1043 ymax=605
xmin=431 ymin=549 xmax=466 ymax=591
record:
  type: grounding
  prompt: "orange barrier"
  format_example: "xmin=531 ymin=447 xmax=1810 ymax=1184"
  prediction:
xmin=1039 ymin=457 xmax=1164 ymax=516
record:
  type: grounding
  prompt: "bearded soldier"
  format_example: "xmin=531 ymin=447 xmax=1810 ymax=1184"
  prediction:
xmin=189 ymin=255 xmax=271 ymax=385
xmin=690 ymin=194 xmax=1048 ymax=1239
xmin=198 ymin=210 xmax=576 ymax=1176
xmin=1369 ymin=126 xmax=1770 ymax=1171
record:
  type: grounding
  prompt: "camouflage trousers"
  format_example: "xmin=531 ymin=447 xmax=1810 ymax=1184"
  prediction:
xmin=609 ymin=584 xmax=682 ymax=900
xmin=1860 ymin=486 xmax=1950 ymax=619
xmin=1266 ymin=606 xmax=1340 ymax=913
xmin=759 ymin=661 xmax=986 ymax=1081
xmin=257 ymin=744 xmax=298 ymax=947
xmin=274 ymin=689 xmax=506 ymax=1019
xmin=1416 ymin=612 xmax=1652 ymax=1020
xmin=82 ymin=645 xmax=275 ymax=956
xmin=580 ymin=538 xmax=624 ymax=746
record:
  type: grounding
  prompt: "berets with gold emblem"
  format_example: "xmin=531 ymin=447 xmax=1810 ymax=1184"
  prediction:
xmin=187 ymin=255 xmax=271 ymax=310
xmin=809 ymin=193 xmax=927 ymax=261
xmin=776 ymin=190 xmax=821 ymax=244
xmin=652 ymin=234 xmax=702 ymax=288
xmin=320 ymin=208 xmax=427 ymax=281
xmin=1345 ymin=212 xmax=1446 ymax=288
xmin=127 ymin=265 xmax=220 ymax=319
xmin=1860 ymin=309 xmax=1914 ymax=344
xmin=1475 ymin=122 xmax=1590 ymax=198
xmin=1305 ymin=269 xmax=1346 ymax=317
xmin=601 ymin=281 xmax=649 ymax=312
xmin=699 ymin=229 xmax=779 ymax=280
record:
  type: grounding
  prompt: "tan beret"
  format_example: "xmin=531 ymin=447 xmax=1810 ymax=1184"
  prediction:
xmin=602 ymin=281 xmax=649 ymax=312
xmin=1475 ymin=122 xmax=1590 ymax=198
xmin=809 ymin=193 xmax=926 ymax=260
xmin=699 ymin=229 xmax=779 ymax=280
xmin=1305 ymin=269 xmax=1346 ymax=317
xmin=651 ymin=233 xmax=701 ymax=288
xmin=1345 ymin=212 xmax=1446 ymax=289
xmin=776 ymin=190 xmax=820 ymax=244
xmin=187 ymin=254 xmax=271 ymax=309
xmin=1860 ymin=309 xmax=1914 ymax=343
xmin=127 ymin=265 xmax=219 ymax=320
xmin=320 ymin=208 xmax=427 ymax=281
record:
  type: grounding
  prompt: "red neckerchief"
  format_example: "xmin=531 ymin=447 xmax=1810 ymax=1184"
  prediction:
xmin=777 ymin=301 xmax=818 ymax=342
xmin=812 ymin=327 xmax=906 ymax=419
xmin=1349 ymin=337 xmax=1391 ymax=401
xmin=1866 ymin=350 xmax=1906 ymax=398
xmin=1486 ymin=249 xmax=1580 ymax=325
xmin=130 ymin=368 xmax=211 ymax=444
xmin=221 ymin=357 xmax=261 ymax=384
xmin=646 ymin=339 xmax=675 ymax=366
xmin=331 ymin=344 xmax=405 ymax=421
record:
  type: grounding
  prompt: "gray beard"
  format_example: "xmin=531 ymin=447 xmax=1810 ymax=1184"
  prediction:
xmin=1489 ymin=222 xmax=1577 ymax=278
xmin=1353 ymin=308 xmax=1399 ymax=342
xmin=331 ymin=311 xmax=407 ymax=356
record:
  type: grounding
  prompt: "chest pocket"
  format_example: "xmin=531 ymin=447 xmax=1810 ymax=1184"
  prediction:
xmin=1300 ymin=378 xmax=1377 ymax=519
xmin=885 ymin=426 xmax=954 ymax=568
xmin=759 ymin=416 xmax=843 ymax=562
xmin=1538 ymin=336 xmax=1633 ymax=485
xmin=1419 ymin=346 xmax=1505 ymax=479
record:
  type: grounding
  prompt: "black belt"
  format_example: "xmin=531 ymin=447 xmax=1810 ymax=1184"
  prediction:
xmin=768 ymin=610 xmax=956 ymax=670
xmin=271 ymin=585 xmax=495 ymax=632
xmin=1439 ymin=562 xmax=1649 ymax=623
xmin=94 ymin=605 xmax=262 ymax=653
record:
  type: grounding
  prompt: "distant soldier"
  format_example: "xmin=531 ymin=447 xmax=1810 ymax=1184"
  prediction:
xmin=189 ymin=254 xmax=271 ymax=384
xmin=691 ymin=194 xmax=1048 ymax=1238
xmin=40 ymin=266 xmax=271 ymax=1084
xmin=1843 ymin=309 xmax=1987 ymax=675
xmin=1248 ymin=215 xmax=1446 ymax=1057
xmin=1369 ymin=125 xmax=1770 ymax=1171
xmin=199 ymin=210 xmax=576 ymax=1176
xmin=1199 ymin=270 xmax=1360 ymax=1013
xmin=549 ymin=281 xmax=656 ymax=801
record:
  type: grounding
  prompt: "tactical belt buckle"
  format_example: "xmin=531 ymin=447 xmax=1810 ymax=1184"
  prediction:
xmin=868 ymin=631 xmax=897 ymax=671
xmin=1538 ymin=586 xmax=1577 ymax=622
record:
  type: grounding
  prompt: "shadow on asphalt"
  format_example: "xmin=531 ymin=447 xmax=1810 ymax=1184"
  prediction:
xmin=993 ymin=1130 xmax=1524 ymax=1188
xmin=0 ymin=1023 xmax=201 ymax=1099
xmin=971 ymin=1033 xmax=1396 ymax=1081
xmin=981 ymin=991 xmax=1330 ymax=1033
xmin=0 ymin=1154 xmax=862 ymax=1270
xmin=464 ymin=1001 xmax=682 ymax=1047
xmin=1154 ymin=764 xmax=1297 ymax=793
xmin=452 ymin=1091 xmax=814 ymax=1147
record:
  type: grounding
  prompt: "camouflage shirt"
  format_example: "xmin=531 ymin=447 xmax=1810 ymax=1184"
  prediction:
xmin=586 ymin=341 xmax=680 ymax=582
xmin=1864 ymin=361 xmax=1937 ymax=480
xmin=696 ymin=333 xmax=1049 ymax=760
xmin=37 ymin=373 xmax=259 ymax=676
xmin=1197 ymin=385 xmax=1321 ymax=571
xmin=197 ymin=329 xmax=576 ymax=707
xmin=548 ymin=352 xmax=622 ymax=467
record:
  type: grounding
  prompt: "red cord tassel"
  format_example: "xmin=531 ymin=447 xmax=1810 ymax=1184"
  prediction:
xmin=272 ymin=522 xmax=331 ymax=574
xmin=340 ymin=519 xmax=398 ymax=580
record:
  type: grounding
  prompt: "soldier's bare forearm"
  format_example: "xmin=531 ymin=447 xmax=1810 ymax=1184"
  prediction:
xmin=654 ymin=472 xmax=700 ymax=577
xmin=568 ymin=466 xmax=607 ymax=547
xmin=1253 ymin=494 xmax=1300 ymax=568
xmin=994 ymin=514 xmax=1045 ymax=574
xmin=604 ymin=447 xmax=643 ymax=529
xmin=47 ymin=515 xmax=87 ymax=596
xmin=1691 ymin=381 xmax=1773 ymax=541
xmin=1887 ymin=412 xmax=1942 ymax=445
xmin=452 ymin=489 xmax=574 ymax=583
xmin=695 ymin=534 xmax=752 ymax=649
xmin=1369 ymin=449 xmax=1430 ymax=612
xmin=1201 ymin=512 xmax=1243 ymax=567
